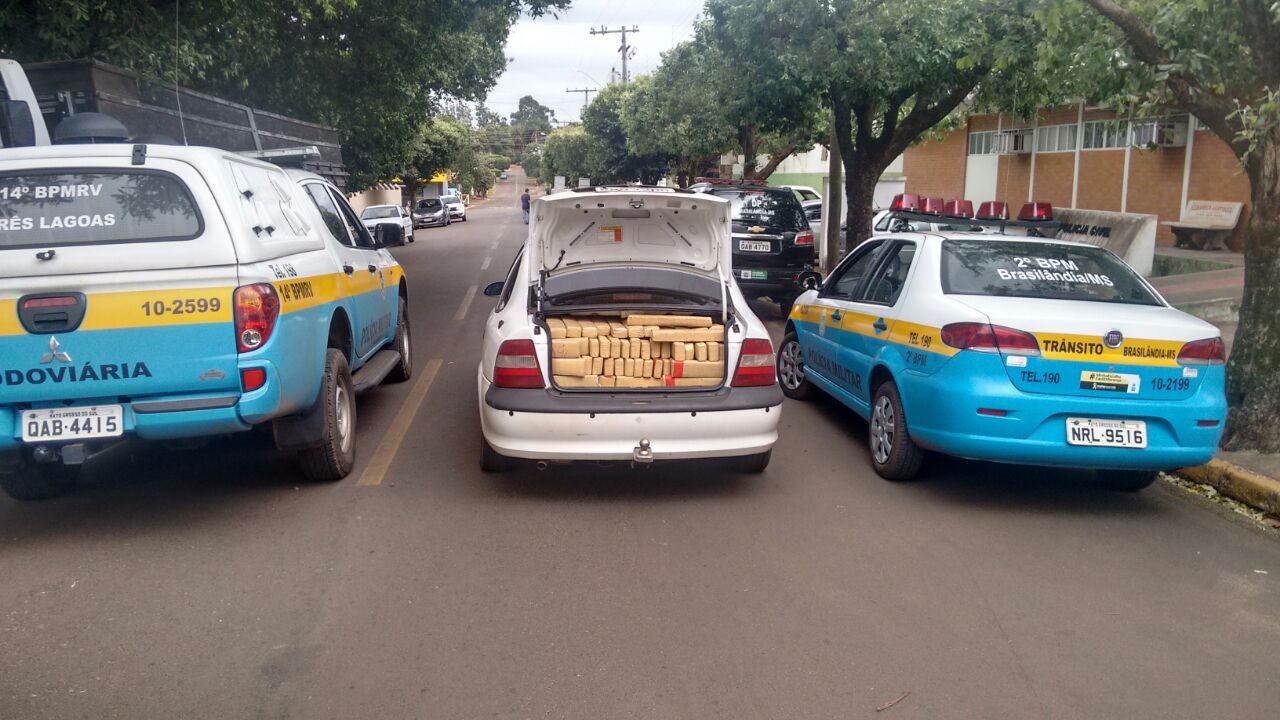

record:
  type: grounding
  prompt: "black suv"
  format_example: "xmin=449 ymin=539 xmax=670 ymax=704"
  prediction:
xmin=690 ymin=180 xmax=816 ymax=316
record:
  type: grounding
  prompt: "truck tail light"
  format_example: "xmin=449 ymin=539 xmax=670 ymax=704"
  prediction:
xmin=234 ymin=283 xmax=281 ymax=353
xmin=494 ymin=339 xmax=545 ymax=388
xmin=794 ymin=229 xmax=814 ymax=246
xmin=732 ymin=338 xmax=776 ymax=387
xmin=941 ymin=322 xmax=1040 ymax=356
xmin=1177 ymin=337 xmax=1225 ymax=366
xmin=240 ymin=367 xmax=267 ymax=392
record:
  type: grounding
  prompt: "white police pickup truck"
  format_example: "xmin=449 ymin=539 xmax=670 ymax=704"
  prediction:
xmin=0 ymin=141 xmax=413 ymax=500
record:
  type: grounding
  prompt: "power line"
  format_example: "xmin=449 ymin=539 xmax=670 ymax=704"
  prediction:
xmin=589 ymin=25 xmax=639 ymax=84
xmin=566 ymin=87 xmax=597 ymax=110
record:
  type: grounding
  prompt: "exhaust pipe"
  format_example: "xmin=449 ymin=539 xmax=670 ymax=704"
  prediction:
xmin=535 ymin=461 xmax=548 ymax=471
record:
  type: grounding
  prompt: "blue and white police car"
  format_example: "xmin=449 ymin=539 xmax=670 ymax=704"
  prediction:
xmin=778 ymin=196 xmax=1226 ymax=491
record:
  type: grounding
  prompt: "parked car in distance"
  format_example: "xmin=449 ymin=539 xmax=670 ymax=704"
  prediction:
xmin=413 ymin=198 xmax=449 ymax=228
xmin=784 ymin=185 xmax=821 ymax=203
xmin=779 ymin=203 xmax=1226 ymax=491
xmin=441 ymin=193 xmax=467 ymax=222
xmin=499 ymin=171 xmax=509 ymax=180
xmin=477 ymin=186 xmax=783 ymax=473
xmin=689 ymin=179 xmax=817 ymax=317
xmin=361 ymin=204 xmax=415 ymax=243
xmin=802 ymin=199 xmax=824 ymax=239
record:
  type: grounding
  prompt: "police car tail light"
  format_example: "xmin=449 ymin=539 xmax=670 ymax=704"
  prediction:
xmin=494 ymin=339 xmax=545 ymax=389
xmin=1177 ymin=337 xmax=1225 ymax=366
xmin=919 ymin=197 xmax=945 ymax=215
xmin=888 ymin=193 xmax=919 ymax=212
xmin=794 ymin=229 xmax=814 ymax=246
xmin=943 ymin=200 xmax=974 ymax=218
xmin=975 ymin=201 xmax=1009 ymax=221
xmin=1018 ymin=202 xmax=1054 ymax=221
xmin=234 ymin=283 xmax=281 ymax=353
xmin=732 ymin=338 xmax=777 ymax=387
xmin=940 ymin=322 xmax=1040 ymax=356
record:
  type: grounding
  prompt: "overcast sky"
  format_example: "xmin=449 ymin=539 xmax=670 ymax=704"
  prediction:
xmin=484 ymin=0 xmax=702 ymax=123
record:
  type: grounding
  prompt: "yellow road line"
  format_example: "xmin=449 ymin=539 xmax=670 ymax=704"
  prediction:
xmin=454 ymin=284 xmax=478 ymax=322
xmin=356 ymin=358 xmax=443 ymax=487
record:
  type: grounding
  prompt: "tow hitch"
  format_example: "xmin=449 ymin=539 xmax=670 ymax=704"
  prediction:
xmin=632 ymin=438 xmax=654 ymax=464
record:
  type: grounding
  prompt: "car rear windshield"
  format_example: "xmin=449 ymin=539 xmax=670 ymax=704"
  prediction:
xmin=363 ymin=206 xmax=398 ymax=219
xmin=417 ymin=199 xmax=442 ymax=210
xmin=710 ymin=189 xmax=805 ymax=231
xmin=0 ymin=170 xmax=201 ymax=248
xmin=940 ymin=239 xmax=1162 ymax=306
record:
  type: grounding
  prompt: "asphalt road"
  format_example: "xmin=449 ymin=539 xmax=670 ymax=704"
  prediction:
xmin=2 ymin=171 xmax=1278 ymax=720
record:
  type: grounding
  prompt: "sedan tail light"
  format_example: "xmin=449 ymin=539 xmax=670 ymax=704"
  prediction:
xmin=234 ymin=283 xmax=281 ymax=353
xmin=940 ymin=322 xmax=1040 ymax=356
xmin=1177 ymin=337 xmax=1226 ymax=366
xmin=494 ymin=339 xmax=545 ymax=388
xmin=794 ymin=230 xmax=814 ymax=247
xmin=732 ymin=338 xmax=777 ymax=387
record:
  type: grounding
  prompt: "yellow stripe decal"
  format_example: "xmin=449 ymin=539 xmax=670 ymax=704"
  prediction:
xmin=0 ymin=299 xmax=19 ymax=337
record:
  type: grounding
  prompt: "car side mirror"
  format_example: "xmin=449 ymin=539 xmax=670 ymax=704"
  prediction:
xmin=798 ymin=271 xmax=823 ymax=291
xmin=374 ymin=223 xmax=405 ymax=248
xmin=483 ymin=281 xmax=505 ymax=297
xmin=0 ymin=100 xmax=38 ymax=148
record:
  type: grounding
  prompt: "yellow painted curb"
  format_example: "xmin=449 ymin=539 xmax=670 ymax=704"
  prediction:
xmin=1177 ymin=459 xmax=1280 ymax=516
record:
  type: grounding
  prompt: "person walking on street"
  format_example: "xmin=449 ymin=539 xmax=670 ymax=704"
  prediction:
xmin=520 ymin=189 xmax=531 ymax=224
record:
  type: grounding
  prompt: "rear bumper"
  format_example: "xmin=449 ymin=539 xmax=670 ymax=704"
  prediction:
xmin=479 ymin=374 xmax=781 ymax=460
xmin=897 ymin=354 xmax=1226 ymax=471
xmin=732 ymin=263 xmax=815 ymax=297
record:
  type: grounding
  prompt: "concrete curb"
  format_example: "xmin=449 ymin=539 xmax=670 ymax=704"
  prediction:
xmin=1177 ymin=460 xmax=1280 ymax=516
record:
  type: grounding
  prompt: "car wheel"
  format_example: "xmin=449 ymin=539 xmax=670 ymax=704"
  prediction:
xmin=869 ymin=380 xmax=924 ymax=481
xmin=385 ymin=297 xmax=412 ymax=383
xmin=297 ymin=349 xmax=357 ymax=482
xmin=731 ymin=450 xmax=771 ymax=474
xmin=1097 ymin=469 xmax=1158 ymax=492
xmin=0 ymin=461 xmax=78 ymax=501
xmin=777 ymin=332 xmax=813 ymax=400
xmin=462 ymin=215 xmax=467 ymax=222
xmin=777 ymin=293 xmax=796 ymax=320
xmin=480 ymin=440 xmax=516 ymax=472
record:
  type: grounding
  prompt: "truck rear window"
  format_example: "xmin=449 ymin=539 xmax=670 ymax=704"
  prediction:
xmin=940 ymin=239 xmax=1161 ymax=306
xmin=710 ymin=189 xmax=805 ymax=231
xmin=0 ymin=171 xmax=202 ymax=248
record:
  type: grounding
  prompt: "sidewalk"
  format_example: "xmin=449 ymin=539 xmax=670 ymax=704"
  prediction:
xmin=1150 ymin=249 xmax=1280 ymax=521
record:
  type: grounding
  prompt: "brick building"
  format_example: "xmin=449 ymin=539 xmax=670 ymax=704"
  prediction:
xmin=903 ymin=106 xmax=1252 ymax=250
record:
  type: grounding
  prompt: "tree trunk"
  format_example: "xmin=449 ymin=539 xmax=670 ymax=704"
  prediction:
xmin=738 ymin=124 xmax=759 ymax=179
xmin=841 ymin=169 xmax=881 ymax=259
xmin=752 ymin=144 xmax=798 ymax=182
xmin=1222 ymin=128 xmax=1280 ymax=451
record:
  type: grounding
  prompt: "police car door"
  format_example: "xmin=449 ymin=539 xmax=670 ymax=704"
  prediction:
xmin=300 ymin=182 xmax=381 ymax=363
xmin=840 ymin=239 xmax=920 ymax=404
xmin=800 ymin=240 xmax=886 ymax=407
xmin=328 ymin=189 xmax=396 ymax=360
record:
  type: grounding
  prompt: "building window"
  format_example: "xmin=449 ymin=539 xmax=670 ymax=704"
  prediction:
xmin=1083 ymin=119 xmax=1131 ymax=150
xmin=968 ymin=131 xmax=996 ymax=155
xmin=1035 ymin=123 xmax=1078 ymax=153
xmin=994 ymin=128 xmax=1033 ymax=154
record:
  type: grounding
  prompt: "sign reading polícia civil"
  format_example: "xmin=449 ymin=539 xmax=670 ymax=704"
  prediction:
xmin=1053 ymin=208 xmax=1157 ymax=277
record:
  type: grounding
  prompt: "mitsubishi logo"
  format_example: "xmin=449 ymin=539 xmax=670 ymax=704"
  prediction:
xmin=40 ymin=336 xmax=72 ymax=364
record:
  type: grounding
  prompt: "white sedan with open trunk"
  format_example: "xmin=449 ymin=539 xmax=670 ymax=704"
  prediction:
xmin=477 ymin=186 xmax=784 ymax=471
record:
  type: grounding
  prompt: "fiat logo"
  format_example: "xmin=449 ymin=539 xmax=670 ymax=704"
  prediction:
xmin=1103 ymin=330 xmax=1124 ymax=348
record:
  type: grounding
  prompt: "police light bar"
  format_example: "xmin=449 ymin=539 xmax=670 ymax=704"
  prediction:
xmin=943 ymin=199 xmax=975 ymax=218
xmin=919 ymin=197 xmax=945 ymax=215
xmin=976 ymin=201 xmax=1009 ymax=221
xmin=1018 ymin=202 xmax=1054 ymax=221
xmin=888 ymin=193 xmax=920 ymax=212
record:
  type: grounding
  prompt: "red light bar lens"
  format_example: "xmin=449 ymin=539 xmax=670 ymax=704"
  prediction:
xmin=975 ymin=201 xmax=1009 ymax=220
xmin=919 ymin=197 xmax=945 ymax=215
xmin=888 ymin=193 xmax=919 ymax=212
xmin=943 ymin=200 xmax=974 ymax=218
xmin=1018 ymin=202 xmax=1054 ymax=221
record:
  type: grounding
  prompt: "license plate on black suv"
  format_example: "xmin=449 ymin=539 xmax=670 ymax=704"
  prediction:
xmin=738 ymin=240 xmax=771 ymax=252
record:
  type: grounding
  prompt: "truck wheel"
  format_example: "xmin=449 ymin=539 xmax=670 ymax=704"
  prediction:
xmin=731 ymin=450 xmax=771 ymax=474
xmin=480 ymin=441 xmax=516 ymax=472
xmin=386 ymin=298 xmax=413 ymax=384
xmin=0 ymin=462 xmax=78 ymax=501
xmin=298 ymin=349 xmax=357 ymax=482
xmin=1097 ymin=469 xmax=1158 ymax=492
xmin=869 ymin=380 xmax=924 ymax=481
xmin=777 ymin=332 xmax=813 ymax=400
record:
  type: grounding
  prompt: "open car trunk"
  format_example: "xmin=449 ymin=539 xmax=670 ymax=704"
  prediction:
xmin=545 ymin=311 xmax=728 ymax=391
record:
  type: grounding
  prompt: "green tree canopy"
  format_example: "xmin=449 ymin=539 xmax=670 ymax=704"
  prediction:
xmin=581 ymin=83 xmax=671 ymax=185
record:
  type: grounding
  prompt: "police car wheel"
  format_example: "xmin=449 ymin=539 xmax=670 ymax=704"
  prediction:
xmin=480 ymin=441 xmax=516 ymax=473
xmin=0 ymin=461 xmax=78 ymax=501
xmin=298 ymin=349 xmax=357 ymax=482
xmin=386 ymin=298 xmax=413 ymax=383
xmin=777 ymin=333 xmax=812 ymax=400
xmin=869 ymin=381 xmax=923 ymax=481
xmin=1097 ymin=469 xmax=1158 ymax=492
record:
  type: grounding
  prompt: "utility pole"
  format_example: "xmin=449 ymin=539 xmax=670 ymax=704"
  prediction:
xmin=589 ymin=25 xmax=639 ymax=83
xmin=565 ymin=87 xmax=596 ymax=109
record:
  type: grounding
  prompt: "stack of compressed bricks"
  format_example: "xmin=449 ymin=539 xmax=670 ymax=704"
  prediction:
xmin=547 ymin=314 xmax=725 ymax=389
